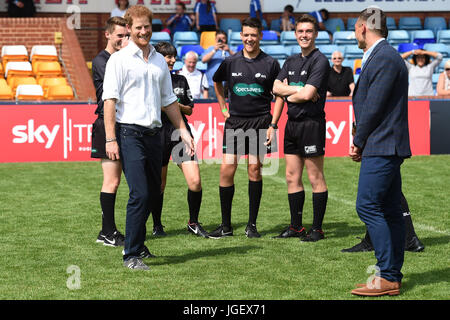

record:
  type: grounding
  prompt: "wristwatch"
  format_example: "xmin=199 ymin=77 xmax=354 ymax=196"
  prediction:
xmin=269 ymin=123 xmax=278 ymax=129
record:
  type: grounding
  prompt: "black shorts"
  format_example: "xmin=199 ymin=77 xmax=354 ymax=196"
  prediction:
xmin=91 ymin=117 xmax=107 ymax=159
xmin=284 ymin=118 xmax=326 ymax=157
xmin=222 ymin=113 xmax=276 ymax=156
xmin=161 ymin=125 xmax=196 ymax=166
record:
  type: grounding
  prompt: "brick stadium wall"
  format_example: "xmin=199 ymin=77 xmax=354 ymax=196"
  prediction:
xmin=0 ymin=16 xmax=95 ymax=101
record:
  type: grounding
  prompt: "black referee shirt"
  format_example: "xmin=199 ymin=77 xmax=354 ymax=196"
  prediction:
xmin=276 ymin=48 xmax=330 ymax=120
xmin=92 ymin=50 xmax=111 ymax=117
xmin=213 ymin=50 xmax=280 ymax=117
xmin=161 ymin=73 xmax=194 ymax=127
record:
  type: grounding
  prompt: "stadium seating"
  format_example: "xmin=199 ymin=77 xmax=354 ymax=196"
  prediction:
xmin=30 ymin=45 xmax=58 ymax=63
xmin=289 ymin=46 xmax=301 ymax=56
xmin=317 ymin=44 xmax=339 ymax=59
xmin=260 ymin=30 xmax=279 ymax=46
xmin=9 ymin=76 xmax=37 ymax=94
xmin=437 ymin=30 xmax=450 ymax=45
xmin=438 ymin=58 xmax=449 ymax=73
xmin=346 ymin=18 xmax=358 ymax=31
xmin=270 ymin=19 xmax=281 ymax=33
xmin=179 ymin=45 xmax=205 ymax=59
xmin=398 ymin=17 xmax=422 ymax=30
xmin=39 ymin=77 xmax=67 ymax=96
xmin=0 ymin=63 xmax=3 ymax=78
xmin=229 ymin=31 xmax=242 ymax=46
xmin=342 ymin=58 xmax=355 ymax=70
xmin=387 ymin=30 xmax=410 ymax=45
xmin=219 ymin=18 xmax=241 ymax=33
xmin=34 ymin=61 xmax=62 ymax=79
xmin=15 ymin=84 xmax=44 ymax=100
xmin=354 ymin=59 xmax=362 ymax=75
xmin=2 ymin=45 xmax=28 ymax=69
xmin=332 ymin=31 xmax=357 ymax=45
xmin=5 ymin=61 xmax=33 ymax=78
xmin=200 ymin=31 xmax=216 ymax=49
xmin=423 ymin=43 xmax=450 ymax=58
xmin=0 ymin=79 xmax=13 ymax=99
xmin=196 ymin=61 xmax=207 ymax=72
xmin=432 ymin=73 xmax=440 ymax=90
xmin=46 ymin=84 xmax=74 ymax=100
xmin=173 ymin=61 xmax=183 ymax=72
xmin=173 ymin=31 xmax=199 ymax=47
xmin=280 ymin=31 xmax=297 ymax=46
xmin=424 ymin=17 xmax=447 ymax=35
xmin=387 ymin=17 xmax=397 ymax=30
xmin=152 ymin=19 xmax=163 ymax=32
xmin=261 ymin=45 xmax=288 ymax=59
xmin=344 ymin=45 xmax=364 ymax=59
xmin=324 ymin=18 xmax=345 ymax=33
xmin=316 ymin=31 xmax=331 ymax=45
xmin=150 ymin=31 xmax=171 ymax=45
xmin=411 ymin=30 xmax=436 ymax=47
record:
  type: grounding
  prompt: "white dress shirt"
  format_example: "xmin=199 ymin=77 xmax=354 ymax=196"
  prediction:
xmin=178 ymin=65 xmax=209 ymax=100
xmin=102 ymin=40 xmax=177 ymax=128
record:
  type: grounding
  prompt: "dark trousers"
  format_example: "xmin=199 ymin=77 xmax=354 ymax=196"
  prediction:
xmin=117 ymin=124 xmax=162 ymax=261
xmin=356 ymin=156 xmax=405 ymax=283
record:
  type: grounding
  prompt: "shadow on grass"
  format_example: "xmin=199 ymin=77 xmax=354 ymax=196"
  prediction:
xmin=403 ymin=267 xmax=450 ymax=293
xmin=148 ymin=245 xmax=261 ymax=266
xmin=418 ymin=235 xmax=450 ymax=248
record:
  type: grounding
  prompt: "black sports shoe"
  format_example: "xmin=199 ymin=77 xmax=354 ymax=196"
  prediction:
xmin=96 ymin=230 xmax=106 ymax=243
xmin=152 ymin=225 xmax=167 ymax=237
xmin=103 ymin=230 xmax=125 ymax=247
xmin=341 ymin=237 xmax=374 ymax=252
xmin=123 ymin=257 xmax=150 ymax=271
xmin=273 ymin=225 xmax=306 ymax=239
xmin=139 ymin=245 xmax=157 ymax=258
xmin=187 ymin=221 xmax=209 ymax=238
xmin=208 ymin=224 xmax=233 ymax=239
xmin=245 ymin=224 xmax=261 ymax=238
xmin=302 ymin=229 xmax=325 ymax=242
xmin=405 ymin=235 xmax=425 ymax=252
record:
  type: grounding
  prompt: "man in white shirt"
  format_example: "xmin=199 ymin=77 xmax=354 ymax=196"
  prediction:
xmin=103 ymin=5 xmax=194 ymax=271
xmin=179 ymin=51 xmax=209 ymax=99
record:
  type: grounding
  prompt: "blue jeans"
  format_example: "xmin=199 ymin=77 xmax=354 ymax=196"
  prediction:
xmin=356 ymin=156 xmax=405 ymax=283
xmin=117 ymin=124 xmax=162 ymax=261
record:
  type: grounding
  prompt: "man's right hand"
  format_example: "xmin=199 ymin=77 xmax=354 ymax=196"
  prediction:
xmin=106 ymin=141 xmax=120 ymax=161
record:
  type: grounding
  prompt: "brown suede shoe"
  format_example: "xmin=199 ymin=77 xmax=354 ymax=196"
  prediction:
xmin=351 ymin=277 xmax=401 ymax=296
xmin=355 ymin=281 xmax=402 ymax=288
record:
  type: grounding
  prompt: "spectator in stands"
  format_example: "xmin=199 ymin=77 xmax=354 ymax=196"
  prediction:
xmin=401 ymin=48 xmax=443 ymax=96
xmin=195 ymin=0 xmax=218 ymax=32
xmin=179 ymin=51 xmax=209 ymax=99
xmin=280 ymin=5 xmax=295 ymax=32
xmin=309 ymin=8 xmax=329 ymax=32
xmin=111 ymin=0 xmax=129 ymax=18
xmin=327 ymin=51 xmax=355 ymax=97
xmin=202 ymin=30 xmax=234 ymax=98
xmin=8 ymin=0 xmax=36 ymax=17
xmin=249 ymin=0 xmax=263 ymax=21
xmin=436 ymin=60 xmax=450 ymax=96
xmin=166 ymin=2 xmax=194 ymax=34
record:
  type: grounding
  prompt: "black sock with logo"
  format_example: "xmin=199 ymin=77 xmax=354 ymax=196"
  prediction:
xmin=288 ymin=191 xmax=305 ymax=229
xmin=100 ymin=192 xmax=117 ymax=236
xmin=188 ymin=189 xmax=202 ymax=224
xmin=248 ymin=180 xmax=262 ymax=226
xmin=312 ymin=191 xmax=328 ymax=230
xmin=400 ymin=192 xmax=416 ymax=240
xmin=219 ymin=185 xmax=235 ymax=228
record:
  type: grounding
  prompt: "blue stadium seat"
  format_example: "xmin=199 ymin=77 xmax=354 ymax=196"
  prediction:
xmin=150 ymin=31 xmax=171 ymax=45
xmin=342 ymin=59 xmax=355 ymax=71
xmin=432 ymin=73 xmax=440 ymax=90
xmin=397 ymin=43 xmax=420 ymax=53
xmin=278 ymin=59 xmax=286 ymax=68
xmin=398 ymin=17 xmax=422 ymax=30
xmin=280 ymin=31 xmax=297 ymax=46
xmin=173 ymin=31 xmax=199 ymax=47
xmin=437 ymin=30 xmax=450 ymax=44
xmin=196 ymin=61 xmax=207 ymax=71
xmin=220 ymin=18 xmax=241 ymax=33
xmin=262 ymin=19 xmax=269 ymax=30
xmin=332 ymin=31 xmax=357 ymax=45
xmin=289 ymin=46 xmax=301 ymax=56
xmin=346 ymin=18 xmax=358 ymax=31
xmin=179 ymin=45 xmax=205 ymax=60
xmin=260 ymin=30 xmax=279 ymax=45
xmin=353 ymin=74 xmax=359 ymax=83
xmin=423 ymin=43 xmax=450 ymax=58
xmin=324 ymin=18 xmax=345 ymax=33
xmin=270 ymin=19 xmax=281 ymax=33
xmin=412 ymin=29 xmax=436 ymax=47
xmin=261 ymin=45 xmax=289 ymax=59
xmin=316 ymin=31 xmax=331 ymax=45
xmin=229 ymin=31 xmax=242 ymax=46
xmin=173 ymin=61 xmax=183 ymax=71
xmin=387 ymin=17 xmax=397 ymax=30
xmin=387 ymin=30 xmax=410 ymax=45
xmin=317 ymin=44 xmax=340 ymax=59
xmin=437 ymin=58 xmax=449 ymax=73
xmin=344 ymin=45 xmax=363 ymax=59
xmin=424 ymin=17 xmax=447 ymax=36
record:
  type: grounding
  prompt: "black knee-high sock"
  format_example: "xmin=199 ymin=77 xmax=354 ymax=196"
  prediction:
xmin=248 ymin=180 xmax=262 ymax=226
xmin=152 ymin=192 xmax=164 ymax=227
xmin=400 ymin=192 xmax=417 ymax=240
xmin=219 ymin=185 xmax=234 ymax=228
xmin=188 ymin=189 xmax=202 ymax=224
xmin=100 ymin=192 xmax=117 ymax=235
xmin=312 ymin=191 xmax=328 ymax=230
xmin=288 ymin=191 xmax=305 ymax=229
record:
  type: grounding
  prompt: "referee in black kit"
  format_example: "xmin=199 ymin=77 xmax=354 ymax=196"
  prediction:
xmin=208 ymin=17 xmax=284 ymax=239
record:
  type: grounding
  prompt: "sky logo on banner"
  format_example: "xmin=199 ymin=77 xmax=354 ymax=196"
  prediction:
xmin=12 ymin=120 xmax=60 ymax=149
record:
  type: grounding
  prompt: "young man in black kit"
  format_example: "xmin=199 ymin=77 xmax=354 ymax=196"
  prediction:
xmin=272 ymin=14 xmax=330 ymax=242
xmin=209 ymin=17 xmax=284 ymax=238
xmin=91 ymin=16 xmax=128 ymax=247
xmin=152 ymin=42 xmax=208 ymax=238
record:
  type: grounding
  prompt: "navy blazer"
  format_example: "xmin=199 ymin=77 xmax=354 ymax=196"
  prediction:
xmin=352 ymin=40 xmax=411 ymax=158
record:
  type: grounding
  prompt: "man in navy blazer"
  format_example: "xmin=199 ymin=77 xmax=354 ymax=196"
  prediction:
xmin=349 ymin=8 xmax=411 ymax=297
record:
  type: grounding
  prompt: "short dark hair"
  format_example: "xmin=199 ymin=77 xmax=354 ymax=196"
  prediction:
xmin=412 ymin=54 xmax=430 ymax=66
xmin=358 ymin=7 xmax=388 ymax=38
xmin=177 ymin=2 xmax=186 ymax=10
xmin=154 ymin=41 xmax=177 ymax=57
xmin=284 ymin=5 xmax=294 ymax=13
xmin=216 ymin=30 xmax=228 ymax=39
xmin=320 ymin=9 xmax=329 ymax=21
xmin=296 ymin=14 xmax=319 ymax=32
xmin=105 ymin=16 xmax=127 ymax=34
xmin=241 ymin=17 xmax=262 ymax=33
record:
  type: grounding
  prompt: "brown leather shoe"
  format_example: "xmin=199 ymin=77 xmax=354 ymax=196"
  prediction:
xmin=355 ymin=281 xmax=401 ymax=288
xmin=351 ymin=277 xmax=401 ymax=296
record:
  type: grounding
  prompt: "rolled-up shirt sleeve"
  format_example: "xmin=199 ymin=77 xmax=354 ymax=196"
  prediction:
xmin=102 ymin=54 xmax=122 ymax=103
xmin=160 ymin=63 xmax=177 ymax=107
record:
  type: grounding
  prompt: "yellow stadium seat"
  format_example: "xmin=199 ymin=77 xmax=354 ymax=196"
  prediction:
xmin=9 ymin=77 xmax=37 ymax=93
xmin=0 ymin=79 xmax=13 ymax=100
xmin=353 ymin=59 xmax=362 ymax=75
xmin=0 ymin=63 xmax=4 ymax=78
xmin=2 ymin=45 xmax=29 ymax=70
xmin=40 ymin=77 xmax=68 ymax=97
xmin=34 ymin=61 xmax=62 ymax=79
xmin=5 ymin=61 xmax=33 ymax=79
xmin=30 ymin=45 xmax=58 ymax=63
xmin=15 ymin=84 xmax=44 ymax=100
xmin=200 ymin=31 xmax=216 ymax=49
xmin=46 ymin=84 xmax=74 ymax=100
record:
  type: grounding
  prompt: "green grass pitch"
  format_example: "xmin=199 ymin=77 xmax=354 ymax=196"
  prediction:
xmin=0 ymin=156 xmax=448 ymax=300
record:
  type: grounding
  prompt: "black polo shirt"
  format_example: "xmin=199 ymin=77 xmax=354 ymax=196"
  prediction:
xmin=327 ymin=66 xmax=354 ymax=96
xmin=213 ymin=50 xmax=280 ymax=117
xmin=92 ymin=50 xmax=111 ymax=117
xmin=161 ymin=73 xmax=194 ymax=126
xmin=276 ymin=48 xmax=330 ymax=120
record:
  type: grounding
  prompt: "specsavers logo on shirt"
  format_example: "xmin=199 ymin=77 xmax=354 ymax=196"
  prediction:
xmin=289 ymin=81 xmax=305 ymax=88
xmin=233 ymin=83 xmax=264 ymax=97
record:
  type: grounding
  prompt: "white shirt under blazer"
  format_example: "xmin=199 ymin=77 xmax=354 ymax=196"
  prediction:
xmin=102 ymin=40 xmax=177 ymax=129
